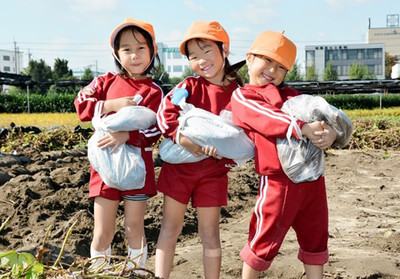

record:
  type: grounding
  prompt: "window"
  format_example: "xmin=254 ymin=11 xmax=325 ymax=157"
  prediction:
xmin=3 ymin=55 xmax=10 ymax=61
xmin=306 ymin=50 xmax=315 ymax=67
xmin=347 ymin=50 xmax=358 ymax=60
xmin=173 ymin=65 xmax=182 ymax=72
xmin=173 ymin=52 xmax=182 ymax=59
xmin=4 ymin=66 xmax=11 ymax=72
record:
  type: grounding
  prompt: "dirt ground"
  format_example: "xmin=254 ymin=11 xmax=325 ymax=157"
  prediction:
xmin=0 ymin=147 xmax=399 ymax=278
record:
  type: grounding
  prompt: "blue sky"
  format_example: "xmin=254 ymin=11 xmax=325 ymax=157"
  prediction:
xmin=1 ymin=0 xmax=398 ymax=74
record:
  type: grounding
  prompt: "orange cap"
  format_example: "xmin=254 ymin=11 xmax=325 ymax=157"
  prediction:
xmin=179 ymin=21 xmax=230 ymax=56
xmin=248 ymin=30 xmax=296 ymax=70
xmin=110 ymin=17 xmax=158 ymax=54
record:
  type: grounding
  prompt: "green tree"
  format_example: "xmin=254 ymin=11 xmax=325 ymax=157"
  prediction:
xmin=323 ymin=61 xmax=338 ymax=81
xmin=53 ymin=58 xmax=73 ymax=80
xmin=349 ymin=62 xmax=364 ymax=80
xmin=385 ymin=52 xmax=397 ymax=79
xmin=182 ymin=65 xmax=195 ymax=78
xmin=82 ymin=67 xmax=94 ymax=81
xmin=362 ymin=65 xmax=375 ymax=79
xmin=152 ymin=63 xmax=170 ymax=84
xmin=349 ymin=62 xmax=375 ymax=80
xmin=285 ymin=61 xmax=302 ymax=81
xmin=238 ymin=63 xmax=249 ymax=84
xmin=305 ymin=64 xmax=318 ymax=81
xmin=25 ymin=59 xmax=52 ymax=94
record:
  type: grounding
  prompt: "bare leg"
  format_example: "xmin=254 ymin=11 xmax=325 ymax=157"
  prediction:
xmin=241 ymin=262 xmax=261 ymax=279
xmin=155 ymin=195 xmax=187 ymax=279
xmin=124 ymin=200 xmax=147 ymax=248
xmin=92 ymin=197 xmax=119 ymax=251
xmin=124 ymin=200 xmax=147 ymax=269
xmin=304 ymin=264 xmax=323 ymax=279
xmin=197 ymin=206 xmax=221 ymax=279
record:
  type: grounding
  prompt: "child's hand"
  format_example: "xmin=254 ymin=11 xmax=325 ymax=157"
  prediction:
xmin=312 ymin=121 xmax=337 ymax=150
xmin=301 ymin=121 xmax=323 ymax=141
xmin=202 ymin=146 xmax=223 ymax=160
xmin=97 ymin=131 xmax=129 ymax=154
xmin=103 ymin=97 xmax=138 ymax=114
xmin=179 ymin=135 xmax=204 ymax=157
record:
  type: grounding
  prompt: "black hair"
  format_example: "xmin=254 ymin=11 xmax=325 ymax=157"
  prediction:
xmin=184 ymin=39 xmax=244 ymax=87
xmin=113 ymin=26 xmax=161 ymax=77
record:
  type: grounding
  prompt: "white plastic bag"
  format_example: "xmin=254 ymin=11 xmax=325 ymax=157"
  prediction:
xmin=158 ymin=137 xmax=208 ymax=164
xmin=159 ymin=92 xmax=254 ymax=165
xmin=277 ymin=94 xmax=353 ymax=183
xmin=88 ymin=98 xmax=155 ymax=190
xmin=88 ymin=129 xmax=146 ymax=191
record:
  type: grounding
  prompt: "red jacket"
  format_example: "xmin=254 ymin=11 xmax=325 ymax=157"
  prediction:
xmin=157 ymin=76 xmax=239 ymax=167
xmin=231 ymin=84 xmax=306 ymax=176
xmin=74 ymin=72 xmax=163 ymax=196
xmin=157 ymin=76 xmax=239 ymax=142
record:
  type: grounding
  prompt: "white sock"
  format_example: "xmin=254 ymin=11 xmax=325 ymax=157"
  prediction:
xmin=127 ymin=244 xmax=148 ymax=272
xmin=90 ymin=244 xmax=111 ymax=268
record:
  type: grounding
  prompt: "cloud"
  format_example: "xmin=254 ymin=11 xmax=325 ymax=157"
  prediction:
xmin=183 ymin=0 xmax=206 ymax=12
xmin=325 ymin=0 xmax=372 ymax=9
xmin=68 ymin=0 xmax=118 ymax=12
xmin=159 ymin=29 xmax=184 ymax=44
xmin=231 ymin=3 xmax=275 ymax=25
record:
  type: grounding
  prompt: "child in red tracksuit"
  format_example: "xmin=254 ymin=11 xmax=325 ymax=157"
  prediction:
xmin=74 ymin=17 xmax=163 ymax=271
xmin=231 ymin=31 xmax=337 ymax=279
xmin=155 ymin=21 xmax=243 ymax=279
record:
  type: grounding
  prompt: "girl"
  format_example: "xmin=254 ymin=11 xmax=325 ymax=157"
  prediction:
xmin=230 ymin=31 xmax=337 ymax=279
xmin=74 ymin=17 xmax=163 ymax=271
xmin=155 ymin=21 xmax=243 ymax=279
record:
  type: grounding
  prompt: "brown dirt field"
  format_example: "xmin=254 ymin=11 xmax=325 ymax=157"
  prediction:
xmin=0 ymin=148 xmax=399 ymax=278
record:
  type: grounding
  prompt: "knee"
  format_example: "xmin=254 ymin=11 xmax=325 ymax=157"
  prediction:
xmin=93 ymin=229 xmax=114 ymax=247
xmin=124 ymin=219 xmax=144 ymax=233
xmin=199 ymin=229 xmax=220 ymax=248
xmin=159 ymin=221 xmax=183 ymax=240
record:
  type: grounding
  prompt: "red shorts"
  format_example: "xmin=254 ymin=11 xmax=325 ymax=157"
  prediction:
xmin=240 ymin=174 xmax=329 ymax=271
xmin=156 ymin=158 xmax=231 ymax=207
xmin=88 ymin=165 xmax=157 ymax=201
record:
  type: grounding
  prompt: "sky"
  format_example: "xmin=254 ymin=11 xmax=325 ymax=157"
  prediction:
xmin=1 ymin=0 xmax=399 ymax=74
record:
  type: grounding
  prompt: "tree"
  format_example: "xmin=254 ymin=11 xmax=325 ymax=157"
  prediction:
xmin=385 ymin=52 xmax=397 ymax=79
xmin=305 ymin=64 xmax=318 ymax=81
xmin=238 ymin=63 xmax=249 ymax=84
xmin=152 ymin=63 xmax=170 ymax=85
xmin=53 ymin=58 xmax=73 ymax=80
xmin=182 ymin=65 xmax=195 ymax=78
xmin=349 ymin=62 xmax=375 ymax=80
xmin=25 ymin=59 xmax=52 ymax=94
xmin=82 ymin=67 xmax=94 ymax=81
xmin=285 ymin=61 xmax=302 ymax=81
xmin=323 ymin=61 xmax=338 ymax=81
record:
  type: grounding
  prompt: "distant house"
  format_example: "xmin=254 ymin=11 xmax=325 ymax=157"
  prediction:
xmin=157 ymin=43 xmax=190 ymax=78
xmin=367 ymin=14 xmax=400 ymax=59
xmin=305 ymin=43 xmax=385 ymax=80
xmin=0 ymin=49 xmax=24 ymax=74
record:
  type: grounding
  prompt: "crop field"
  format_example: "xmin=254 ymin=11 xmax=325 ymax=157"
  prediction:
xmin=0 ymin=113 xmax=92 ymax=129
xmin=1 ymin=108 xmax=400 ymax=129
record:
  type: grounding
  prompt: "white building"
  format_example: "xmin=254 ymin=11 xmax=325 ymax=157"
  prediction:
xmin=0 ymin=49 xmax=24 ymax=74
xmin=157 ymin=43 xmax=190 ymax=78
xmin=305 ymin=43 xmax=385 ymax=80
xmin=367 ymin=14 xmax=400 ymax=59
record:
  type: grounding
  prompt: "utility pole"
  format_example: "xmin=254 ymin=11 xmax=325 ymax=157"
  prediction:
xmin=14 ymin=41 xmax=18 ymax=74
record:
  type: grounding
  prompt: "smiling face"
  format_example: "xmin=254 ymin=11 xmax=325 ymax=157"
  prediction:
xmin=116 ymin=28 xmax=151 ymax=79
xmin=186 ymin=39 xmax=226 ymax=85
xmin=246 ymin=54 xmax=288 ymax=87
